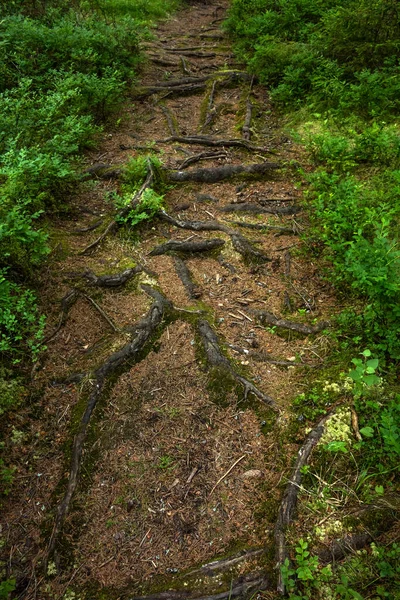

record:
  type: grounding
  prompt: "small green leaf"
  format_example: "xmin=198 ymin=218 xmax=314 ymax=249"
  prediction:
xmin=359 ymin=426 xmax=374 ymax=438
xmin=375 ymin=485 xmax=384 ymax=496
xmin=362 ymin=349 xmax=372 ymax=357
xmin=366 ymin=358 xmax=379 ymax=370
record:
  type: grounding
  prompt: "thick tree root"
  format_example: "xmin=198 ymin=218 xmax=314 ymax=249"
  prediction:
xmin=178 ymin=150 xmax=228 ymax=170
xmin=46 ymin=286 xmax=173 ymax=560
xmin=221 ymin=203 xmax=301 ymax=216
xmin=252 ymin=310 xmax=329 ymax=335
xmin=82 ymin=265 xmax=143 ymax=287
xmin=275 ymin=413 xmax=332 ymax=594
xmin=158 ymin=212 xmax=271 ymax=263
xmin=230 ymin=232 xmax=271 ymax=264
xmin=131 ymin=573 xmax=269 ymax=600
xmin=174 ymin=257 xmax=202 ymax=299
xmin=159 ymin=135 xmax=271 ymax=153
xmin=168 ymin=162 xmax=280 ymax=184
xmin=197 ymin=320 xmax=279 ymax=411
xmin=149 ymin=238 xmax=225 ymax=256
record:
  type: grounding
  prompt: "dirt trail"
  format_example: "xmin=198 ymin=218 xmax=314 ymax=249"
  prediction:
xmin=2 ymin=2 xmax=336 ymax=598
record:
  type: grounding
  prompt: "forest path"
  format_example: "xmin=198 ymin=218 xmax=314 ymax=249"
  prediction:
xmin=3 ymin=2 xmax=335 ymax=598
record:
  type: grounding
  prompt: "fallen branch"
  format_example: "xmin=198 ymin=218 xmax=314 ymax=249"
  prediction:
xmin=174 ymin=257 xmax=202 ymax=299
xmin=46 ymin=286 xmax=173 ymax=560
xmin=149 ymin=238 xmax=225 ymax=256
xmin=209 ymin=454 xmax=246 ymax=495
xmin=275 ymin=413 xmax=332 ymax=595
xmin=221 ymin=203 xmax=301 ymax=216
xmin=167 ymin=162 xmax=280 ymax=184
xmin=81 ymin=293 xmax=119 ymax=333
xmin=252 ymin=310 xmax=329 ymax=335
xmin=197 ymin=319 xmax=279 ymax=411
xmin=82 ymin=266 xmax=143 ymax=288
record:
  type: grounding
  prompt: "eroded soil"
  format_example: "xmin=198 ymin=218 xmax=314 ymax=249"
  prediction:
xmin=1 ymin=2 xmax=338 ymax=598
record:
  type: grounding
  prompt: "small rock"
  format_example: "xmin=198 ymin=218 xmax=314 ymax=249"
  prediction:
xmin=241 ymin=469 xmax=263 ymax=480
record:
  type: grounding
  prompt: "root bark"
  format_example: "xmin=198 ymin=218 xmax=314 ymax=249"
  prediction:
xmin=252 ymin=310 xmax=329 ymax=335
xmin=221 ymin=203 xmax=301 ymax=216
xmin=197 ymin=320 xmax=279 ymax=411
xmin=275 ymin=413 xmax=332 ymax=594
xmin=149 ymin=238 xmax=225 ymax=256
xmin=168 ymin=162 xmax=279 ymax=183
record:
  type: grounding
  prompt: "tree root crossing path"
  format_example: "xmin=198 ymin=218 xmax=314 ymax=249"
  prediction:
xmin=4 ymin=2 xmax=340 ymax=599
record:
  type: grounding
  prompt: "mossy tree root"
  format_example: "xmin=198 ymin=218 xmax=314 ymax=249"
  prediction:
xmin=149 ymin=238 xmax=225 ymax=256
xmin=159 ymin=135 xmax=271 ymax=153
xmin=275 ymin=413 xmax=332 ymax=595
xmin=82 ymin=265 xmax=143 ymax=287
xmin=158 ymin=211 xmax=271 ymax=263
xmin=174 ymin=257 xmax=202 ymax=299
xmin=197 ymin=319 xmax=279 ymax=412
xmin=46 ymin=286 xmax=173 ymax=561
xmin=177 ymin=150 xmax=228 ymax=170
xmin=42 ymin=289 xmax=80 ymax=344
xmin=252 ymin=310 xmax=329 ymax=335
xmin=220 ymin=203 xmax=301 ymax=216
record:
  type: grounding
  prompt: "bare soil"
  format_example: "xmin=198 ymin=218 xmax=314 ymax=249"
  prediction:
xmin=0 ymin=2 xmax=339 ymax=599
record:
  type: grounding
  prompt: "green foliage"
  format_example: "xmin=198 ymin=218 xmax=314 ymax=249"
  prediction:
xmin=0 ymin=578 xmax=16 ymax=599
xmin=0 ymin=0 xmax=178 ymax=361
xmin=116 ymin=188 xmax=164 ymax=228
xmin=226 ymin=0 xmax=400 ymax=117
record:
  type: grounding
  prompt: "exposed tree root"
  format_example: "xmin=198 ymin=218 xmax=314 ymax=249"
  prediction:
xmin=178 ymin=150 xmax=228 ymax=170
xmin=242 ymin=98 xmax=253 ymax=141
xmin=72 ymin=219 xmax=103 ymax=234
xmin=149 ymin=238 xmax=225 ymax=256
xmin=197 ymin=319 xmax=279 ymax=411
xmin=158 ymin=212 xmax=271 ymax=263
xmin=180 ymin=55 xmax=193 ymax=76
xmin=82 ymin=265 xmax=143 ymax=287
xmin=133 ymin=72 xmax=251 ymax=100
xmin=167 ymin=162 xmax=280 ymax=184
xmin=230 ymin=232 xmax=271 ymax=264
xmin=275 ymin=413 xmax=332 ymax=594
xmin=131 ymin=573 xmax=269 ymax=600
xmin=221 ymin=203 xmax=301 ymax=216
xmin=159 ymin=135 xmax=271 ymax=153
xmin=252 ymin=310 xmax=329 ymax=335
xmin=46 ymin=286 xmax=173 ymax=560
xmin=159 ymin=103 xmax=180 ymax=136
xmin=201 ymin=80 xmax=217 ymax=132
xmin=158 ymin=211 xmax=228 ymax=233
xmin=43 ymin=289 xmax=79 ymax=344
xmin=174 ymin=257 xmax=202 ymax=299
xmin=229 ymin=220 xmax=298 ymax=235
xmin=187 ymin=548 xmax=265 ymax=577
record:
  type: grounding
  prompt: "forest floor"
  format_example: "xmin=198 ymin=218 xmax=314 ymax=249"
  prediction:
xmin=1 ymin=1 xmax=340 ymax=598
